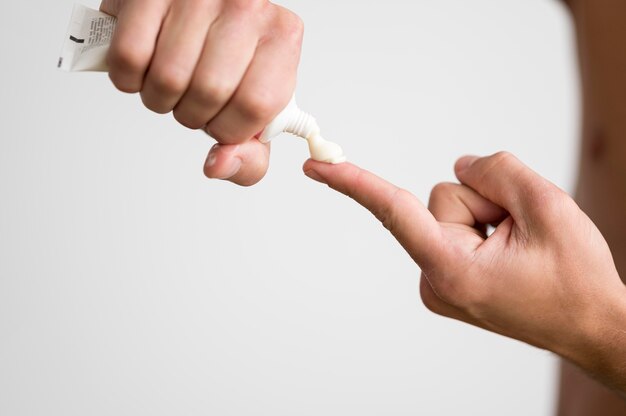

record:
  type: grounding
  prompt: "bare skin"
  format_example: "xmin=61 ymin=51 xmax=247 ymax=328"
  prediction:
xmin=303 ymin=0 xmax=626 ymax=410
xmin=103 ymin=0 xmax=626 ymax=412
xmin=558 ymin=0 xmax=626 ymax=414
xmin=100 ymin=0 xmax=304 ymax=186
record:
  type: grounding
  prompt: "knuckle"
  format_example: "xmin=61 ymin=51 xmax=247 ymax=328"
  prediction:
xmin=173 ymin=77 xmax=235 ymax=129
xmin=491 ymin=150 xmax=515 ymax=163
xmin=191 ymin=77 xmax=234 ymax=108
xmin=236 ymin=90 xmax=281 ymax=124
xmin=107 ymin=44 xmax=149 ymax=89
xmin=470 ymin=151 xmax=520 ymax=189
xmin=532 ymin=186 xmax=574 ymax=222
xmin=379 ymin=188 xmax=414 ymax=233
xmin=149 ymin=65 xmax=189 ymax=97
xmin=277 ymin=10 xmax=304 ymax=43
xmin=487 ymin=151 xmax=517 ymax=171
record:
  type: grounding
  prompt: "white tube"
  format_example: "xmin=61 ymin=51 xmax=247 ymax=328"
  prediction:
xmin=58 ymin=4 xmax=346 ymax=163
xmin=58 ymin=4 xmax=116 ymax=72
xmin=260 ymin=96 xmax=346 ymax=164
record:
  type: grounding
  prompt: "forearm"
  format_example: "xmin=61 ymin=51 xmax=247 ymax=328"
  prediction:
xmin=559 ymin=283 xmax=626 ymax=393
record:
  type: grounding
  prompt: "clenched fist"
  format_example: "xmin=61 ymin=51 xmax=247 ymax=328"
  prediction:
xmin=100 ymin=0 xmax=304 ymax=185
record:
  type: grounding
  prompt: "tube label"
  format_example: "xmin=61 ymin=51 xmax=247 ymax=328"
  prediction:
xmin=58 ymin=4 xmax=117 ymax=72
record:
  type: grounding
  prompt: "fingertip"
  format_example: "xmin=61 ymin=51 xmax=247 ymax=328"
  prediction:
xmin=204 ymin=140 xmax=270 ymax=187
xmin=203 ymin=144 xmax=242 ymax=180
xmin=302 ymin=158 xmax=316 ymax=172
xmin=302 ymin=159 xmax=356 ymax=186
xmin=303 ymin=168 xmax=325 ymax=184
xmin=454 ymin=155 xmax=480 ymax=175
xmin=302 ymin=159 xmax=325 ymax=183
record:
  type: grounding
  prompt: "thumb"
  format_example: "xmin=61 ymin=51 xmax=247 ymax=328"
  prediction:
xmin=303 ymin=160 xmax=444 ymax=270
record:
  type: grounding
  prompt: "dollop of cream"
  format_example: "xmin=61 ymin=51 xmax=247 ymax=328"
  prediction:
xmin=306 ymin=133 xmax=347 ymax=164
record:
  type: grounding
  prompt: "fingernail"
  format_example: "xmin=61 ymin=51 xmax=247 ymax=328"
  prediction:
xmin=304 ymin=169 xmax=325 ymax=184
xmin=205 ymin=145 xmax=220 ymax=167
xmin=457 ymin=155 xmax=479 ymax=171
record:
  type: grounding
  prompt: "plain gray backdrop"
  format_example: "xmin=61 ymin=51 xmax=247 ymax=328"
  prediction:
xmin=0 ymin=0 xmax=579 ymax=414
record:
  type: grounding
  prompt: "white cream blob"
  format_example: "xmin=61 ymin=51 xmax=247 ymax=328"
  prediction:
xmin=306 ymin=133 xmax=347 ymax=164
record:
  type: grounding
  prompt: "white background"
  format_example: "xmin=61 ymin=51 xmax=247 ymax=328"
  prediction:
xmin=0 ymin=0 xmax=579 ymax=414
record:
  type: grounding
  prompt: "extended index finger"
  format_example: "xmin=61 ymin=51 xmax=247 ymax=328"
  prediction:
xmin=303 ymin=160 xmax=445 ymax=271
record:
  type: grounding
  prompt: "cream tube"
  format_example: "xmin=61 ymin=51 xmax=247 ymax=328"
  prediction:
xmin=58 ymin=4 xmax=116 ymax=72
xmin=58 ymin=4 xmax=346 ymax=164
xmin=260 ymin=96 xmax=346 ymax=164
